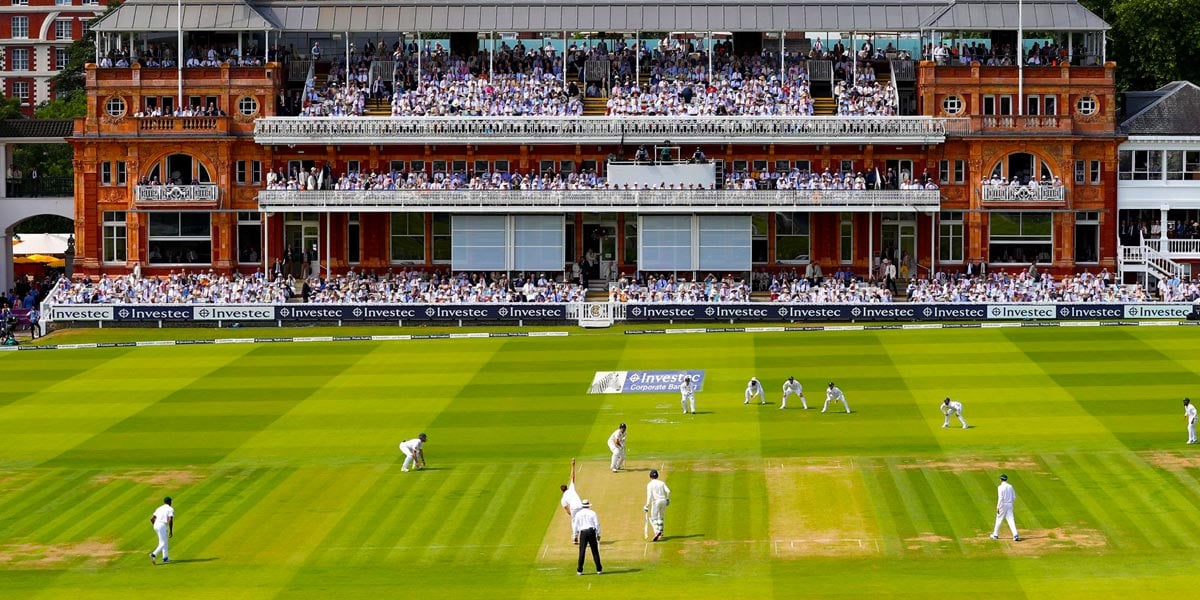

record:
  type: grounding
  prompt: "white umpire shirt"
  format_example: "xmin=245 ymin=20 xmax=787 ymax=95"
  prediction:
xmin=572 ymin=507 xmax=600 ymax=536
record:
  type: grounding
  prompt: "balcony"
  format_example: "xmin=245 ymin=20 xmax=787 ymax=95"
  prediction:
xmin=255 ymin=189 xmax=941 ymax=214
xmin=253 ymin=116 xmax=959 ymax=146
xmin=136 ymin=116 xmax=230 ymax=135
xmin=981 ymin=185 xmax=1066 ymax=204
xmin=136 ymin=184 xmax=220 ymax=206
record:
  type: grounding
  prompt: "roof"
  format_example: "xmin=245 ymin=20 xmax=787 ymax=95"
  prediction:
xmin=91 ymin=0 xmax=1108 ymax=34
xmin=12 ymin=233 xmax=70 ymax=256
xmin=93 ymin=0 xmax=277 ymax=32
xmin=1120 ymin=81 xmax=1200 ymax=136
xmin=926 ymin=0 xmax=1110 ymax=31
xmin=0 ymin=119 xmax=75 ymax=140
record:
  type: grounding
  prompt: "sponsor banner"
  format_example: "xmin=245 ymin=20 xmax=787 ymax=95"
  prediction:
xmin=1124 ymin=304 xmax=1194 ymax=319
xmin=193 ymin=306 xmax=275 ymax=321
xmin=987 ymin=305 xmax=1056 ymax=320
xmin=588 ymin=370 xmax=707 ymax=394
xmin=116 ymin=306 xmax=194 ymax=321
xmin=46 ymin=305 xmax=114 ymax=321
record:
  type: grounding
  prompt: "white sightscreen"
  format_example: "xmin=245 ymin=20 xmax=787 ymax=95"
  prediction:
xmin=639 ymin=215 xmax=693 ymax=271
xmin=513 ymin=215 xmax=564 ymax=271
xmin=698 ymin=215 xmax=751 ymax=271
xmin=451 ymin=215 xmax=506 ymax=271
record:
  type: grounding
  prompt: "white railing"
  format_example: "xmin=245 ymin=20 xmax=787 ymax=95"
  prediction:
xmin=1143 ymin=237 xmax=1200 ymax=258
xmin=1143 ymin=243 xmax=1188 ymax=283
xmin=981 ymin=186 xmax=1066 ymax=202
xmin=253 ymin=116 xmax=960 ymax=145
xmin=136 ymin=184 xmax=220 ymax=203
xmin=256 ymin=189 xmax=942 ymax=213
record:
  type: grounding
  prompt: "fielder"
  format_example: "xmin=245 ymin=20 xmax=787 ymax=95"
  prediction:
xmin=398 ymin=433 xmax=427 ymax=472
xmin=942 ymin=397 xmax=968 ymax=429
xmin=644 ymin=469 xmax=671 ymax=541
xmin=823 ymin=382 xmax=851 ymax=413
xmin=781 ymin=376 xmax=807 ymax=409
xmin=608 ymin=423 xmax=627 ymax=472
xmin=745 ymin=377 xmax=764 ymax=405
xmin=990 ymin=474 xmax=1020 ymax=541
xmin=148 ymin=496 xmax=174 ymax=564
xmin=560 ymin=458 xmax=584 ymax=543
xmin=1186 ymin=398 xmax=1197 ymax=444
xmin=680 ymin=376 xmax=696 ymax=414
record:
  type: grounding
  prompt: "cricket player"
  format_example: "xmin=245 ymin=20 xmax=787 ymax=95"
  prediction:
xmin=149 ymin=496 xmax=174 ymax=564
xmin=573 ymin=499 xmax=602 ymax=575
xmin=608 ymin=423 xmax=627 ymax=472
xmin=745 ymin=377 xmax=764 ymax=405
xmin=781 ymin=376 xmax=807 ymax=409
xmin=680 ymin=376 xmax=696 ymax=414
xmin=823 ymin=382 xmax=851 ymax=413
xmin=990 ymin=474 xmax=1020 ymax=541
xmin=644 ymin=469 xmax=671 ymax=541
xmin=398 ymin=433 xmax=427 ymax=472
xmin=560 ymin=458 xmax=584 ymax=543
xmin=1186 ymin=398 xmax=1198 ymax=444
xmin=942 ymin=397 xmax=968 ymax=429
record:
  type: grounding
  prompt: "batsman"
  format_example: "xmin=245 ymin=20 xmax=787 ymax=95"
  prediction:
xmin=644 ymin=469 xmax=671 ymax=541
xmin=399 ymin=433 xmax=427 ymax=472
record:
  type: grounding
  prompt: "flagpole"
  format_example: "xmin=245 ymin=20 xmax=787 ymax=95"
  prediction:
xmin=177 ymin=0 xmax=184 ymax=112
xmin=1017 ymin=0 xmax=1024 ymax=116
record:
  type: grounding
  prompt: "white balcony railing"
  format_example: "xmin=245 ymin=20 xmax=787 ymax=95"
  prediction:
xmin=1143 ymin=237 xmax=1200 ymax=258
xmin=136 ymin=184 xmax=220 ymax=203
xmin=253 ymin=116 xmax=960 ymax=145
xmin=981 ymin=186 xmax=1066 ymax=202
xmin=256 ymin=188 xmax=942 ymax=213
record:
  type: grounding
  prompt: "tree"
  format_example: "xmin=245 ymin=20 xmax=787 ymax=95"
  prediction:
xmin=48 ymin=0 xmax=120 ymax=99
xmin=1080 ymin=0 xmax=1200 ymax=93
xmin=0 ymin=96 xmax=22 ymax=119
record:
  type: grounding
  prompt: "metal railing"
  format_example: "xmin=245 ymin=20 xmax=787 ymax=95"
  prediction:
xmin=136 ymin=116 xmax=226 ymax=133
xmin=135 ymin=184 xmax=220 ymax=203
xmin=4 ymin=177 xmax=72 ymax=197
xmin=288 ymin=59 xmax=311 ymax=82
xmin=1143 ymin=243 xmax=1188 ymax=283
xmin=981 ymin=186 xmax=1066 ymax=202
xmin=1143 ymin=237 xmax=1200 ymax=258
xmin=256 ymin=188 xmax=941 ymax=212
xmin=253 ymin=115 xmax=957 ymax=144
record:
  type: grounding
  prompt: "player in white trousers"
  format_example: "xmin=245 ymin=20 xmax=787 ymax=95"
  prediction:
xmin=398 ymin=433 xmax=427 ymax=472
xmin=644 ymin=469 xmax=671 ymax=541
xmin=680 ymin=377 xmax=696 ymax=414
xmin=1185 ymin=398 xmax=1197 ymax=444
xmin=560 ymin=458 xmax=584 ymax=543
xmin=823 ymin=382 xmax=851 ymax=413
xmin=781 ymin=376 xmax=807 ymax=409
xmin=745 ymin=377 xmax=764 ymax=405
xmin=608 ymin=423 xmax=627 ymax=472
xmin=942 ymin=397 xmax=968 ymax=429
xmin=149 ymin=496 xmax=174 ymax=564
xmin=990 ymin=474 xmax=1020 ymax=541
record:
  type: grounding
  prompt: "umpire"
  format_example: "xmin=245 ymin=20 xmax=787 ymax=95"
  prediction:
xmin=572 ymin=499 xmax=603 ymax=575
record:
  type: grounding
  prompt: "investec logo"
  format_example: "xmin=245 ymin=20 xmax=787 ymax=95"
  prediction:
xmin=1057 ymin=305 xmax=1122 ymax=319
xmin=47 ymin=305 xmax=114 ymax=321
xmin=921 ymin=306 xmax=987 ymax=319
xmin=703 ymin=305 xmax=768 ymax=319
xmin=194 ymin=306 xmax=274 ymax=321
xmin=988 ymin=305 xmax=1055 ymax=320
xmin=352 ymin=307 xmax=418 ymax=319
xmin=851 ymin=305 xmax=916 ymax=319
xmin=1125 ymin=304 xmax=1192 ymax=319
xmin=118 ymin=306 xmax=192 ymax=320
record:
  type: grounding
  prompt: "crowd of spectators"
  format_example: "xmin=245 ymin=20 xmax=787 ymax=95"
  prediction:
xmin=927 ymin=40 xmax=1075 ymax=67
xmin=98 ymin=43 xmax=266 ymax=69
xmin=45 ymin=272 xmax=291 ymax=304
xmin=835 ymin=66 xmax=897 ymax=116
xmin=266 ymin=168 xmax=613 ymax=191
xmin=725 ymin=168 xmax=937 ymax=191
xmin=768 ymin=275 xmax=894 ymax=303
xmin=607 ymin=274 xmax=752 ymax=303
xmin=306 ymin=271 xmax=585 ymax=303
xmin=906 ymin=270 xmax=1149 ymax=303
xmin=982 ymin=174 xmax=1066 ymax=190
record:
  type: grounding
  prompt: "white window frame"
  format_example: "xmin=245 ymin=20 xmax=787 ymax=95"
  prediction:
xmin=11 ymin=81 xmax=29 ymax=105
xmin=11 ymin=16 xmax=29 ymax=39
xmin=55 ymin=19 xmax=73 ymax=41
xmin=10 ymin=48 xmax=29 ymax=71
xmin=939 ymin=211 xmax=964 ymax=263
xmin=102 ymin=211 xmax=127 ymax=264
xmin=55 ymin=47 xmax=68 ymax=70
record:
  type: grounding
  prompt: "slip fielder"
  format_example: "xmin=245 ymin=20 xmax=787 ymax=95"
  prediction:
xmin=745 ymin=377 xmax=764 ymax=405
xmin=942 ymin=397 xmax=968 ymax=429
xmin=399 ymin=433 xmax=427 ymax=472
xmin=823 ymin=382 xmax=851 ymax=413
xmin=782 ymin=376 xmax=807 ymax=409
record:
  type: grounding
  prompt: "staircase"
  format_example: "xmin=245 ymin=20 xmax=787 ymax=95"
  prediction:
xmin=812 ymin=96 xmax=837 ymax=116
xmin=1119 ymin=241 xmax=1189 ymax=289
xmin=583 ymin=97 xmax=607 ymax=116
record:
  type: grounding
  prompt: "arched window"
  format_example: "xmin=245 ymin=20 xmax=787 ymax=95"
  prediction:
xmin=988 ymin=152 xmax=1055 ymax=185
xmin=144 ymin=153 xmax=213 ymax=186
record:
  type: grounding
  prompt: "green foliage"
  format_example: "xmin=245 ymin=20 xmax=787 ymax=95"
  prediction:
xmin=49 ymin=0 xmax=120 ymax=98
xmin=0 ymin=96 xmax=23 ymax=119
xmin=14 ymin=215 xmax=73 ymax=234
xmin=1081 ymin=0 xmax=1200 ymax=93
xmin=34 ymin=92 xmax=86 ymax=120
xmin=12 ymin=144 xmax=73 ymax=178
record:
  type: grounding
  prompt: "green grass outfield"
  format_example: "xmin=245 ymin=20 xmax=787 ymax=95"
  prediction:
xmin=2 ymin=326 xmax=1199 ymax=599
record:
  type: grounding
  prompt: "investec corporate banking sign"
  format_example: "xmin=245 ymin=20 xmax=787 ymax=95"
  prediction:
xmin=588 ymin=370 xmax=707 ymax=394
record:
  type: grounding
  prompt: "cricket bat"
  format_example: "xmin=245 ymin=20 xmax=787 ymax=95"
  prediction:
xmin=644 ymin=512 xmax=650 ymax=539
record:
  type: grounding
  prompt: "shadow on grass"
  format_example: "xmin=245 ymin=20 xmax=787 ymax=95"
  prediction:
xmin=597 ymin=568 xmax=642 ymax=575
xmin=665 ymin=533 xmax=705 ymax=541
xmin=164 ymin=557 xmax=219 ymax=564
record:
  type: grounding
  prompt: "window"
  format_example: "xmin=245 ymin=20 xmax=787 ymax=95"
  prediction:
xmin=539 ymin=160 xmax=554 ymax=173
xmin=560 ymin=160 xmax=575 ymax=174
xmin=431 ymin=214 xmax=450 ymax=262
xmin=1075 ymin=211 xmax=1099 ymax=263
xmin=11 ymin=81 xmax=29 ymax=105
xmin=235 ymin=160 xmax=262 ymax=185
xmin=80 ymin=19 xmax=90 ymax=35
xmin=990 ymin=152 xmax=1054 ymax=184
xmin=410 ymin=160 xmax=425 ymax=173
xmin=55 ymin=19 xmax=73 ymax=41
xmin=101 ymin=162 xmax=112 ymax=185
xmin=939 ymin=160 xmax=949 ymax=185
xmin=733 ymin=160 xmax=748 ymax=173
xmin=102 ymin=211 xmax=126 ymax=264
xmin=237 ymin=96 xmax=258 ymax=116
xmin=12 ymin=0 xmax=29 ymax=5
xmin=751 ymin=213 xmax=768 ymax=264
xmin=1166 ymin=150 xmax=1200 ymax=181
xmin=494 ymin=160 xmax=509 ymax=173
xmin=753 ymin=160 xmax=769 ymax=174
xmin=11 ymin=16 xmax=28 ymax=39
xmin=1090 ymin=160 xmax=1101 ymax=185
xmin=939 ymin=211 xmax=963 ymax=263
xmin=774 ymin=160 xmax=790 ymax=173
xmin=623 ymin=217 xmax=638 ymax=264
xmin=988 ymin=212 xmax=1052 ymax=264
xmin=346 ymin=160 xmax=360 ymax=175
xmin=954 ymin=160 xmax=965 ymax=184
xmin=347 ymin=213 xmax=360 ymax=264
xmin=105 ymin=96 xmax=127 ymax=117
xmin=390 ymin=213 xmax=425 ymax=262
xmin=1118 ymin=150 xmax=1162 ymax=181
xmin=148 ymin=212 xmax=211 ymax=264
xmin=55 ymin=48 xmax=68 ymax=70
xmin=794 ymin=160 xmax=811 ymax=173
xmin=1076 ymin=96 xmax=1098 ymax=116
xmin=56 ymin=0 xmax=72 ymax=5
xmin=942 ymin=95 xmax=963 ymax=115
xmin=10 ymin=48 xmax=29 ymax=71
xmin=774 ymin=212 xmax=810 ymax=263
xmin=839 ymin=213 xmax=853 ymax=264
xmin=473 ymin=160 xmax=489 ymax=174
xmin=983 ymin=95 xmax=996 ymax=115
xmin=1075 ymin=160 xmax=1086 ymax=185
xmin=451 ymin=160 xmax=467 ymax=175
xmin=1044 ymin=96 xmax=1058 ymax=115
xmin=389 ymin=160 xmax=405 ymax=173
xmin=1026 ymin=95 xmax=1044 ymax=116
xmin=999 ymin=95 xmax=1013 ymax=115
xmin=118 ymin=162 xmax=127 ymax=185
xmin=237 ymin=212 xmax=261 ymax=264
xmin=840 ymin=159 xmax=853 ymax=174
xmin=102 ymin=161 xmax=126 ymax=185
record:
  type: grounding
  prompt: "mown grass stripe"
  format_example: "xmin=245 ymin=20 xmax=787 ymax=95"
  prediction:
xmin=175 ymin=467 xmax=294 ymax=554
xmin=0 ymin=469 xmax=102 ymax=540
xmin=858 ymin=459 xmax=909 ymax=556
xmin=1044 ymin=453 xmax=1148 ymax=550
xmin=1100 ymin=452 xmax=1199 ymax=548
